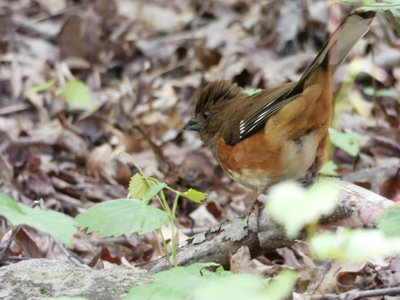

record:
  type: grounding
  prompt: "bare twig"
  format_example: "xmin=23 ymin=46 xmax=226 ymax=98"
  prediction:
xmin=311 ymin=286 xmax=400 ymax=299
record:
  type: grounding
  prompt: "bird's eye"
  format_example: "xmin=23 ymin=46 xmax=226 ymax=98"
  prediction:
xmin=202 ymin=111 xmax=211 ymax=121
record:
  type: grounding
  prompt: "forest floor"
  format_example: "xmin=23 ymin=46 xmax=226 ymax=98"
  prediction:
xmin=0 ymin=0 xmax=399 ymax=296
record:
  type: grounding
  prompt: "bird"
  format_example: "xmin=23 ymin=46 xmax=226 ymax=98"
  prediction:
xmin=184 ymin=11 xmax=375 ymax=194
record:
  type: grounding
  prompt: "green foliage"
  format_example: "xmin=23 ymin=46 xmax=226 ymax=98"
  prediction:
xmin=142 ymin=183 xmax=167 ymax=205
xmin=243 ymin=88 xmax=262 ymax=96
xmin=76 ymin=199 xmax=169 ymax=238
xmin=179 ymin=188 xmax=207 ymax=203
xmin=265 ymin=180 xmax=339 ymax=238
xmin=126 ymin=263 xmax=296 ymax=300
xmin=328 ymin=128 xmax=366 ymax=157
xmin=363 ymin=87 xmax=398 ymax=98
xmin=125 ymin=263 xmax=227 ymax=300
xmin=194 ymin=270 xmax=298 ymax=300
xmin=310 ymin=229 xmax=400 ymax=261
xmin=31 ymin=80 xmax=56 ymax=93
xmin=78 ymin=171 xmax=207 ymax=267
xmin=319 ymin=160 xmax=338 ymax=176
xmin=378 ymin=204 xmax=400 ymax=238
xmin=0 ymin=193 xmax=76 ymax=247
xmin=64 ymin=79 xmax=94 ymax=110
xmin=128 ymin=173 xmax=153 ymax=199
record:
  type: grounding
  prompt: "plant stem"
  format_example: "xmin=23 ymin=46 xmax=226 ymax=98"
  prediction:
xmin=172 ymin=193 xmax=180 ymax=217
xmin=170 ymin=193 xmax=180 ymax=267
xmin=158 ymin=190 xmax=172 ymax=215
xmin=158 ymin=229 xmax=172 ymax=269
xmin=170 ymin=221 xmax=177 ymax=267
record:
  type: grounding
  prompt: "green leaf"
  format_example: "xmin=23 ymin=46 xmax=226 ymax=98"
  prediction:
xmin=128 ymin=173 xmax=153 ymax=199
xmin=142 ymin=183 xmax=166 ymax=205
xmin=329 ymin=128 xmax=366 ymax=157
xmin=378 ymin=205 xmax=400 ymax=238
xmin=243 ymin=88 xmax=263 ymax=96
xmin=64 ymin=79 xmax=94 ymax=110
xmin=124 ymin=263 xmax=228 ymax=300
xmin=31 ymin=80 xmax=55 ymax=93
xmin=310 ymin=229 xmax=400 ymax=262
xmin=194 ymin=270 xmax=297 ymax=300
xmin=180 ymin=188 xmax=207 ymax=203
xmin=319 ymin=160 xmax=338 ymax=176
xmin=265 ymin=180 xmax=339 ymax=238
xmin=0 ymin=193 xmax=76 ymax=247
xmin=76 ymin=199 xmax=169 ymax=237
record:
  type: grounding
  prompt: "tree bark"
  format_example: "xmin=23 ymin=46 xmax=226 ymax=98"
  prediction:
xmin=147 ymin=179 xmax=393 ymax=273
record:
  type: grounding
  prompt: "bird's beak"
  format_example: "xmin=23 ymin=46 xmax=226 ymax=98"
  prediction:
xmin=184 ymin=118 xmax=201 ymax=132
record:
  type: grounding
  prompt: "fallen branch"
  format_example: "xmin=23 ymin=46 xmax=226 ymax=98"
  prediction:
xmin=147 ymin=179 xmax=393 ymax=273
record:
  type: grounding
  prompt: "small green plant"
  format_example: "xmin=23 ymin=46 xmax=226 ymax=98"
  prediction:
xmin=31 ymin=79 xmax=94 ymax=111
xmin=76 ymin=168 xmax=207 ymax=268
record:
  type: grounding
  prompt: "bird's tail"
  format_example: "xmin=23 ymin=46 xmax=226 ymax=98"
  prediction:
xmin=292 ymin=11 xmax=375 ymax=95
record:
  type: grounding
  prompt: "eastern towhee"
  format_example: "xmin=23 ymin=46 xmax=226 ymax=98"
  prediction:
xmin=185 ymin=11 xmax=375 ymax=193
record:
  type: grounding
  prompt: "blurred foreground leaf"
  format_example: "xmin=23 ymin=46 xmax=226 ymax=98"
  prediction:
xmin=0 ymin=194 xmax=76 ymax=247
xmin=194 ymin=270 xmax=297 ymax=300
xmin=378 ymin=204 xmax=400 ymax=238
xmin=310 ymin=229 xmax=400 ymax=261
xmin=265 ymin=180 xmax=339 ymax=238
xmin=125 ymin=263 xmax=227 ymax=300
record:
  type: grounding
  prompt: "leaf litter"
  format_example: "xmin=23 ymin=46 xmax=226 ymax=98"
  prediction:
xmin=0 ymin=0 xmax=399 ymax=296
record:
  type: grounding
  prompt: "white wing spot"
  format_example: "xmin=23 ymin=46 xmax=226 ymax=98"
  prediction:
xmin=239 ymin=120 xmax=246 ymax=138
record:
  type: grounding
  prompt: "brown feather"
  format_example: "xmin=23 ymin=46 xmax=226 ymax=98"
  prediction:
xmin=187 ymin=11 xmax=375 ymax=191
xmin=195 ymin=80 xmax=242 ymax=115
